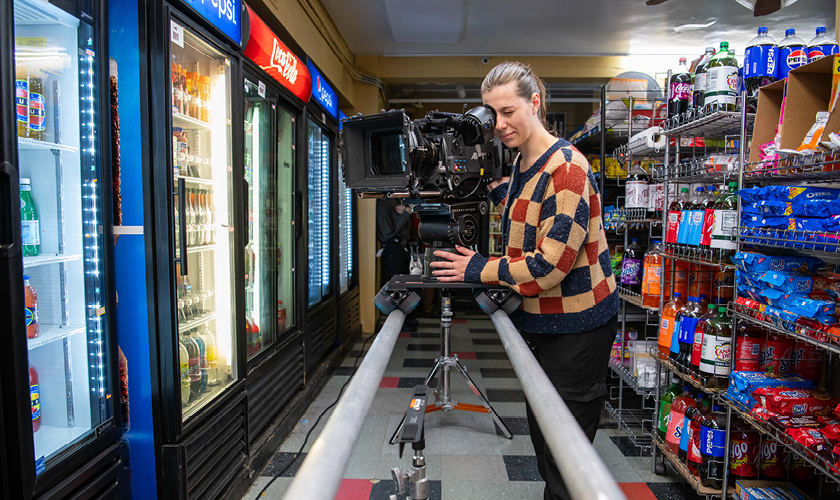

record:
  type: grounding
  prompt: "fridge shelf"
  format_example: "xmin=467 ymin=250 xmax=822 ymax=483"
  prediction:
xmin=617 ymin=286 xmax=658 ymax=312
xmin=182 ymin=383 xmax=226 ymax=420
xmin=728 ymin=301 xmax=840 ymax=355
xmin=652 ymin=435 xmax=730 ymax=498
xmin=663 ymin=105 xmax=754 ymax=138
xmin=609 ymin=358 xmax=658 ymax=397
xmin=659 ymin=247 xmax=737 ymax=270
xmin=186 ymin=243 xmax=217 ymax=254
xmin=23 ymin=254 xmax=83 ymax=268
xmin=17 ymin=137 xmax=78 ymax=153
xmin=744 ymin=152 xmax=840 ymax=184
xmin=179 ymin=312 xmax=217 ymax=333
xmin=720 ymin=395 xmax=840 ymax=487
xmin=173 ymin=112 xmax=213 ymax=131
xmin=737 ymin=226 xmax=840 ymax=261
xmin=652 ymin=345 xmax=721 ymax=396
xmin=27 ymin=325 xmax=86 ymax=350
xmin=175 ymin=174 xmax=215 ymax=186
xmin=33 ymin=426 xmax=91 ymax=466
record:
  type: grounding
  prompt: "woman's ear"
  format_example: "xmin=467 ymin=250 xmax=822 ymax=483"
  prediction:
xmin=531 ymin=92 xmax=541 ymax=116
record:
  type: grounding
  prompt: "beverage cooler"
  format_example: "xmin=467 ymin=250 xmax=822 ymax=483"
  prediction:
xmin=0 ymin=0 xmax=129 ymax=498
xmin=337 ymin=110 xmax=360 ymax=343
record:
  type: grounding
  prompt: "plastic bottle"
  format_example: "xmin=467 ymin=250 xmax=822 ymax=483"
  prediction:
xmin=179 ymin=340 xmax=190 ymax=405
xmin=674 ymin=260 xmax=689 ymax=298
xmin=711 ymin=182 xmax=738 ymax=258
xmin=669 ymin=57 xmax=691 ymax=119
xmin=666 ymin=187 xmax=690 ymax=246
xmin=759 ymin=439 xmax=788 ymax=481
xmin=671 ymin=295 xmax=695 ymax=364
xmin=778 ymin=29 xmax=808 ymax=79
xmin=734 ymin=325 xmax=764 ymax=372
xmin=679 ymin=404 xmax=698 ymax=463
xmin=687 ymin=395 xmax=711 ymax=473
xmin=705 ymin=41 xmax=739 ymax=112
xmin=794 ymin=342 xmax=825 ymax=384
xmin=790 ymin=456 xmax=816 ymax=491
xmin=687 ymin=187 xmax=706 ymax=247
xmin=699 ymin=404 xmax=727 ymax=489
xmin=691 ymin=303 xmax=718 ymax=374
xmin=676 ymin=188 xmax=697 ymax=246
xmin=625 ymin=162 xmax=650 ymax=210
xmin=659 ymin=293 xmax=685 ymax=360
xmin=202 ymin=323 xmax=218 ymax=386
xmin=699 ymin=186 xmax=718 ymax=248
xmin=666 ymin=386 xmax=695 ymax=454
xmin=620 ymin=238 xmax=644 ymax=294
xmin=641 ymin=240 xmax=662 ymax=308
xmin=657 ymin=377 xmax=681 ymax=441
xmin=23 ymin=274 xmax=39 ymax=339
xmin=27 ymin=74 xmax=45 ymax=141
xmin=20 ymin=178 xmax=40 ymax=257
xmin=30 ymin=366 xmax=40 ymax=432
xmin=700 ymin=306 xmax=732 ymax=389
xmin=762 ymin=332 xmax=794 ymax=374
xmin=807 ymin=27 xmax=839 ymax=63
xmin=182 ymin=333 xmax=201 ymax=400
xmin=712 ymin=268 xmax=734 ymax=305
xmin=16 ymin=64 xmax=30 ymax=138
xmin=693 ymin=47 xmax=716 ymax=110
xmin=191 ymin=329 xmax=208 ymax=393
xmin=744 ymin=27 xmax=779 ymax=97
xmin=729 ymin=418 xmax=759 ymax=480
xmin=278 ymin=300 xmax=287 ymax=332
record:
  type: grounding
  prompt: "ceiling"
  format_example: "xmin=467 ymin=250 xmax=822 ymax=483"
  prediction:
xmin=321 ymin=0 xmax=835 ymax=57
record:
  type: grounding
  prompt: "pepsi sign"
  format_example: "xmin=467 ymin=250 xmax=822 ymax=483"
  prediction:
xmin=307 ymin=59 xmax=338 ymax=119
xmin=182 ymin=0 xmax=241 ymax=45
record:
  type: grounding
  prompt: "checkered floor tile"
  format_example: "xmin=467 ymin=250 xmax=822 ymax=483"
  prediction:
xmin=243 ymin=313 xmax=698 ymax=500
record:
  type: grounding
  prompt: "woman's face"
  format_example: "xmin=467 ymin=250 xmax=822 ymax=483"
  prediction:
xmin=482 ymin=82 xmax=539 ymax=149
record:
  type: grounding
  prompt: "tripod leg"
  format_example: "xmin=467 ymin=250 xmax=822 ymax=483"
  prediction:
xmin=389 ymin=360 xmax=442 ymax=446
xmin=454 ymin=360 xmax=514 ymax=440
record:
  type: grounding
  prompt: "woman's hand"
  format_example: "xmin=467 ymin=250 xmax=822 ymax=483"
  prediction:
xmin=429 ymin=245 xmax=477 ymax=282
xmin=488 ymin=176 xmax=510 ymax=192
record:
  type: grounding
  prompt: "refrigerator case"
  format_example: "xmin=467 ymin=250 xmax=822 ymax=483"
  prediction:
xmin=306 ymin=119 xmax=331 ymax=307
xmin=0 ymin=0 xmax=124 ymax=497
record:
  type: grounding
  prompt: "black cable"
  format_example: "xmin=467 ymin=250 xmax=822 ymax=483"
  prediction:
xmin=253 ymin=331 xmax=379 ymax=498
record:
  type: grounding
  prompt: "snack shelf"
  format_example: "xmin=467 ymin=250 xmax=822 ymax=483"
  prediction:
xmin=27 ymin=325 xmax=87 ymax=350
xmin=652 ymin=345 xmax=722 ymax=396
xmin=178 ymin=312 xmax=217 ymax=333
xmin=663 ymin=105 xmax=754 ymax=138
xmin=737 ymin=227 xmax=840 ymax=262
xmin=654 ymin=157 xmax=739 ymax=183
xmin=744 ymin=152 xmax=840 ymax=184
xmin=617 ymin=286 xmax=658 ymax=312
xmin=652 ymin=434 xmax=731 ymax=498
xmin=728 ymin=301 xmax=840 ymax=355
xmin=660 ymin=247 xmax=738 ymax=270
xmin=609 ymin=358 xmax=660 ymax=397
xmin=720 ymin=395 xmax=840 ymax=486
xmin=604 ymin=400 xmax=653 ymax=452
xmin=17 ymin=137 xmax=79 ymax=153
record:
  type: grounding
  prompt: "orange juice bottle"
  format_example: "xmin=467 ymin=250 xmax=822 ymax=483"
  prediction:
xmin=658 ymin=292 xmax=686 ymax=359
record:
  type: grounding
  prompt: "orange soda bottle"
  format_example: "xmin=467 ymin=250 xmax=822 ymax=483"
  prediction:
xmin=642 ymin=240 xmax=664 ymax=308
xmin=24 ymin=275 xmax=39 ymax=339
xmin=658 ymin=292 xmax=686 ymax=359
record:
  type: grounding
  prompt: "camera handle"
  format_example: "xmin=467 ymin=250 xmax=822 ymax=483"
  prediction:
xmin=390 ymin=385 xmax=430 ymax=500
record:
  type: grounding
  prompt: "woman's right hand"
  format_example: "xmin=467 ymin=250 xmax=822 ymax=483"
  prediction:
xmin=488 ymin=176 xmax=510 ymax=192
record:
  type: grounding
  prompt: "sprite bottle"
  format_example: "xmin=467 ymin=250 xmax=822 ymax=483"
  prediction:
xmin=20 ymin=178 xmax=40 ymax=256
xmin=704 ymin=42 xmax=739 ymax=112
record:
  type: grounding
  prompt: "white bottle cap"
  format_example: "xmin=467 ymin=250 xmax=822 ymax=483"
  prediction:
xmin=20 ymin=178 xmax=30 ymax=185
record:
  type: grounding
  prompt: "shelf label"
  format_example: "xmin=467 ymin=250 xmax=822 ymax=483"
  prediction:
xmin=35 ymin=456 xmax=45 ymax=475
xmin=97 ymin=307 xmax=106 ymax=317
xmin=170 ymin=21 xmax=184 ymax=48
xmin=258 ymin=81 xmax=266 ymax=98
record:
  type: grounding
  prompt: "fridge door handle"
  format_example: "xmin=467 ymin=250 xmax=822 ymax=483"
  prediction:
xmin=295 ymin=189 xmax=302 ymax=240
xmin=0 ymin=161 xmax=21 ymax=258
xmin=177 ymin=177 xmax=188 ymax=275
xmin=243 ymin=179 xmax=250 ymax=247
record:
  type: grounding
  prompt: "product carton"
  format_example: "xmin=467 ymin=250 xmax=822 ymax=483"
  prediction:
xmin=781 ymin=55 xmax=836 ymax=150
xmin=734 ymin=480 xmax=812 ymax=500
xmin=749 ymin=79 xmax=786 ymax=164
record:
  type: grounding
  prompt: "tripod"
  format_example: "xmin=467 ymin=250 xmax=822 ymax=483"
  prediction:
xmin=389 ymin=290 xmax=512 ymax=445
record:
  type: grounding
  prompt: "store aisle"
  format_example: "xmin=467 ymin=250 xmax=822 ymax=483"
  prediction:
xmin=243 ymin=314 xmax=704 ymax=500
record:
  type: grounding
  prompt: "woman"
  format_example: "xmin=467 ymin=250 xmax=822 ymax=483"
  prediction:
xmin=431 ymin=62 xmax=619 ymax=500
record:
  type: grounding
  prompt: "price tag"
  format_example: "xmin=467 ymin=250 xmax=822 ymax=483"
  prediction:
xmin=170 ymin=21 xmax=184 ymax=48
xmin=258 ymin=81 xmax=266 ymax=98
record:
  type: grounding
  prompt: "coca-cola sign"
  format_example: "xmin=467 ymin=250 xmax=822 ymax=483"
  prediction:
xmin=243 ymin=5 xmax=312 ymax=102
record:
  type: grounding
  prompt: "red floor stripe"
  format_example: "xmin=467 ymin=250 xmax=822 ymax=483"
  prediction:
xmin=379 ymin=377 xmax=400 ymax=388
xmin=452 ymin=319 xmax=467 ymax=323
xmin=334 ymin=478 xmax=372 ymax=500
xmin=398 ymin=332 xmax=410 ymax=338
xmin=618 ymin=482 xmax=657 ymax=500
xmin=453 ymin=351 xmax=477 ymax=359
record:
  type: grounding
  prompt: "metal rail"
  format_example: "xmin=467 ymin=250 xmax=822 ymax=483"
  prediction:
xmin=489 ymin=310 xmax=628 ymax=500
xmin=281 ymin=310 xmax=406 ymax=500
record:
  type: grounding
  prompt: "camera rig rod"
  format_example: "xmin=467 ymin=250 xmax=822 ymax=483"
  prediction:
xmin=281 ymin=310 xmax=407 ymax=500
xmin=488 ymin=310 xmax=628 ymax=500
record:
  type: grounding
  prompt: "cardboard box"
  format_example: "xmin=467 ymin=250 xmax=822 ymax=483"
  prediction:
xmin=734 ymin=480 xmax=812 ymax=500
xmin=749 ymin=79 xmax=786 ymax=164
xmin=781 ymin=55 xmax=836 ymax=150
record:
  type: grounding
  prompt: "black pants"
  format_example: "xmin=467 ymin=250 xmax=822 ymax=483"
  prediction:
xmin=521 ymin=314 xmax=618 ymax=500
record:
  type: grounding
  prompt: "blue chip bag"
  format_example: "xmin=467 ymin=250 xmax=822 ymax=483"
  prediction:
xmin=733 ymin=251 xmax=823 ymax=274
xmin=758 ymin=270 xmax=813 ymax=294
xmin=763 ymin=305 xmax=801 ymax=327
xmin=795 ymin=218 xmax=830 ymax=232
xmin=773 ymin=185 xmax=840 ymax=202
xmin=728 ymin=371 xmax=814 ymax=395
xmin=743 ymin=200 xmax=794 ymax=217
xmin=725 ymin=387 xmax=758 ymax=411
xmin=784 ymin=297 xmax=837 ymax=324
xmin=793 ymin=198 xmax=840 ymax=218
xmin=738 ymin=187 xmax=773 ymax=204
xmin=735 ymin=270 xmax=764 ymax=290
xmin=739 ymin=284 xmax=767 ymax=303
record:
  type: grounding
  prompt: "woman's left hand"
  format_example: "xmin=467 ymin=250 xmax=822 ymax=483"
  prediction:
xmin=429 ymin=245 xmax=476 ymax=282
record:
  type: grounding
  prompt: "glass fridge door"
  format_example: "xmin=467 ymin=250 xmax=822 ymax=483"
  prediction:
xmin=307 ymin=120 xmax=331 ymax=306
xmin=13 ymin=0 xmax=115 ymax=474
xmin=337 ymin=154 xmax=352 ymax=294
xmin=169 ymin=21 xmax=236 ymax=421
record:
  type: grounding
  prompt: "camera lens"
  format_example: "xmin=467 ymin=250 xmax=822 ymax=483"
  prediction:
xmin=369 ymin=130 xmax=406 ymax=176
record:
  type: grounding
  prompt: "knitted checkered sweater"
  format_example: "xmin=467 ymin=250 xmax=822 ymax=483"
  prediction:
xmin=465 ymin=139 xmax=618 ymax=333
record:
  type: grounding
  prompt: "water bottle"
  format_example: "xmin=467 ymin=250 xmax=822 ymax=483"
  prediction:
xmin=744 ymin=27 xmax=778 ymax=97
xmin=807 ymin=27 xmax=839 ymax=63
xmin=778 ymin=28 xmax=808 ymax=78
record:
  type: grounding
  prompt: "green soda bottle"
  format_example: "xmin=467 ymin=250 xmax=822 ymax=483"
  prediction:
xmin=20 ymin=178 xmax=40 ymax=256
xmin=704 ymin=41 xmax=739 ymax=112
xmin=657 ymin=376 xmax=681 ymax=441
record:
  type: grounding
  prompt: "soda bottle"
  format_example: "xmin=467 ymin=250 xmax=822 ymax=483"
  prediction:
xmin=657 ymin=376 xmax=681 ymax=441
xmin=29 ymin=366 xmax=40 ymax=432
xmin=666 ymin=187 xmax=690 ymax=246
xmin=245 ymin=318 xmax=253 ymax=357
xmin=670 ymin=295 xmax=693 ymax=364
xmin=16 ymin=64 xmax=30 ymax=138
xmin=729 ymin=418 xmax=759 ymax=480
xmin=666 ymin=386 xmax=695 ymax=454
xmin=202 ymin=323 xmax=218 ymax=386
xmin=179 ymin=339 xmax=190 ymax=405
xmin=807 ymin=27 xmax=839 ymax=63
xmin=625 ymin=162 xmax=649 ymax=210
xmin=699 ymin=186 xmax=718 ymax=248
xmin=668 ymin=57 xmax=691 ymax=119
xmin=711 ymin=182 xmax=738 ymax=259
xmin=734 ymin=325 xmax=764 ymax=372
xmin=679 ymin=404 xmax=698 ymax=463
xmin=691 ymin=303 xmax=718 ymax=374
xmin=277 ymin=300 xmax=287 ymax=332
xmin=762 ymin=332 xmax=794 ymax=374
xmin=778 ymin=29 xmax=808 ymax=79
xmin=674 ymin=260 xmax=689 ymax=298
xmin=693 ymin=47 xmax=716 ymax=109
xmin=699 ymin=404 xmax=727 ymax=489
xmin=675 ymin=295 xmax=702 ymax=366
xmin=23 ymin=274 xmax=39 ymax=339
xmin=659 ymin=293 xmax=685 ymax=360
xmin=642 ymin=241 xmax=663 ymax=308
xmin=191 ymin=329 xmax=208 ymax=393
xmin=687 ymin=187 xmax=706 ymax=247
xmin=793 ymin=342 xmax=824 ymax=384
xmin=20 ymin=178 xmax=40 ymax=257
xmin=759 ymin=439 xmax=788 ymax=481
xmin=687 ymin=395 xmax=712 ymax=473
xmin=700 ymin=305 xmax=732 ymax=389
xmin=251 ymin=319 xmax=262 ymax=353
xmin=182 ymin=333 xmax=201 ymax=400
xmin=744 ymin=27 xmax=779 ymax=98
xmin=27 ymin=74 xmax=45 ymax=141
xmin=790 ymin=456 xmax=817 ymax=492
xmin=712 ymin=268 xmax=734 ymax=305
xmin=705 ymin=41 xmax=739 ymax=112
xmin=620 ymin=238 xmax=644 ymax=294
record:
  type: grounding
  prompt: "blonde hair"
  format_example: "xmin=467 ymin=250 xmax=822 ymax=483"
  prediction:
xmin=481 ymin=61 xmax=549 ymax=130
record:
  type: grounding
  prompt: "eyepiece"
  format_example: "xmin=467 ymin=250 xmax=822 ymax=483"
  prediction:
xmin=457 ymin=105 xmax=496 ymax=146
